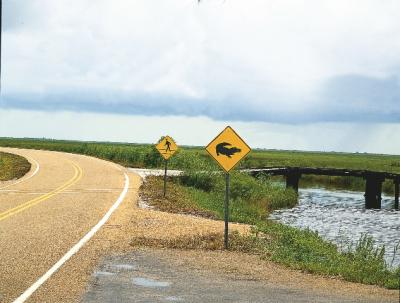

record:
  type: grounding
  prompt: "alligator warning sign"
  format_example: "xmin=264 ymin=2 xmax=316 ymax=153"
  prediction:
xmin=206 ymin=126 xmax=251 ymax=172
xmin=156 ymin=136 xmax=178 ymax=160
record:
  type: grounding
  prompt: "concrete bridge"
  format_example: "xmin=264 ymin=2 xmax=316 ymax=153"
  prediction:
xmin=248 ymin=167 xmax=400 ymax=210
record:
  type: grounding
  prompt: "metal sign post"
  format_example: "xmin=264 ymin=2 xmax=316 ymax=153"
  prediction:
xmin=164 ymin=159 xmax=168 ymax=197
xmin=206 ymin=126 xmax=251 ymax=249
xmin=224 ymin=172 xmax=230 ymax=249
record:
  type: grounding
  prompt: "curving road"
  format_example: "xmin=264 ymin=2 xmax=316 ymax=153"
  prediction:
xmin=0 ymin=148 xmax=131 ymax=303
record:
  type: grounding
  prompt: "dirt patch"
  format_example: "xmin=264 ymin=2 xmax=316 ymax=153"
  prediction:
xmin=140 ymin=175 xmax=217 ymax=219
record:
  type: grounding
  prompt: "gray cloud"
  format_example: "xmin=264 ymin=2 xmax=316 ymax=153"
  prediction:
xmin=2 ymin=1 xmax=400 ymax=124
xmin=2 ymin=0 xmax=45 ymax=31
xmin=314 ymin=74 xmax=400 ymax=122
xmin=2 ymin=73 xmax=400 ymax=123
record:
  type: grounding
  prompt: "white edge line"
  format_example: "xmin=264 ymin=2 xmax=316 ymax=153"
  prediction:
xmin=12 ymin=172 xmax=130 ymax=303
xmin=0 ymin=157 xmax=40 ymax=190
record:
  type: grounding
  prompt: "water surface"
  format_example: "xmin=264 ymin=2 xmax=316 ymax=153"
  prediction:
xmin=270 ymin=188 xmax=400 ymax=268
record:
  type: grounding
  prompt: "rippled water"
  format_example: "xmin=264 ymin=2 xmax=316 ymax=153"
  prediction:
xmin=269 ymin=188 xmax=400 ymax=268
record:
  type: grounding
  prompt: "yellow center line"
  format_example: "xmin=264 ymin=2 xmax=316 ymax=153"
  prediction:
xmin=0 ymin=161 xmax=84 ymax=222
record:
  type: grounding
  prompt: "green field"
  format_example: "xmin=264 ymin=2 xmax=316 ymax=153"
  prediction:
xmin=0 ymin=151 xmax=31 ymax=181
xmin=1 ymin=137 xmax=400 ymax=171
xmin=0 ymin=137 xmax=154 ymax=168
xmin=2 ymin=137 xmax=399 ymax=194
xmin=245 ymin=149 xmax=400 ymax=172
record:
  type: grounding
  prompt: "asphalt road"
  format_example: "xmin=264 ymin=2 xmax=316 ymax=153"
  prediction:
xmin=0 ymin=148 xmax=130 ymax=303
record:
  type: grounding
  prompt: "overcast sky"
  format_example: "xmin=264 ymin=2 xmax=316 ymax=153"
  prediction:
xmin=1 ymin=0 xmax=400 ymax=153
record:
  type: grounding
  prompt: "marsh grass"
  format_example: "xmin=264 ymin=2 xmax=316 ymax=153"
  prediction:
xmin=258 ymin=223 xmax=399 ymax=288
xmin=3 ymin=137 xmax=400 ymax=172
xmin=2 ymin=137 xmax=400 ymax=195
xmin=3 ymin=137 xmax=400 ymax=198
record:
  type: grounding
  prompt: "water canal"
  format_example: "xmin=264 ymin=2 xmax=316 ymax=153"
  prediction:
xmin=270 ymin=187 xmax=400 ymax=268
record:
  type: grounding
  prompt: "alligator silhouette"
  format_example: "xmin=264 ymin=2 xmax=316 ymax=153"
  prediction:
xmin=216 ymin=142 xmax=241 ymax=158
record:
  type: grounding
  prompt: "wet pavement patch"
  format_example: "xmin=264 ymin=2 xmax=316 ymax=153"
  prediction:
xmin=94 ymin=271 xmax=115 ymax=277
xmin=132 ymin=277 xmax=171 ymax=288
xmin=111 ymin=263 xmax=137 ymax=271
xmin=164 ymin=296 xmax=183 ymax=302
xmin=81 ymin=250 xmax=385 ymax=303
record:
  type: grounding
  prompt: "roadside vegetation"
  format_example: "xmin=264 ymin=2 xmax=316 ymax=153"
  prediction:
xmin=0 ymin=152 xmax=31 ymax=181
xmin=2 ymin=137 xmax=400 ymax=195
xmin=141 ymin=174 xmax=399 ymax=290
xmin=0 ymin=137 xmax=154 ymax=168
xmin=139 ymin=151 xmax=399 ymax=290
xmin=2 ymin=137 xmax=400 ymax=172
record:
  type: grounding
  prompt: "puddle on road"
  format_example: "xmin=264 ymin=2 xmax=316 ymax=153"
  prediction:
xmin=132 ymin=277 xmax=171 ymax=288
xmin=111 ymin=264 xmax=137 ymax=271
xmin=164 ymin=296 xmax=184 ymax=302
xmin=94 ymin=271 xmax=116 ymax=277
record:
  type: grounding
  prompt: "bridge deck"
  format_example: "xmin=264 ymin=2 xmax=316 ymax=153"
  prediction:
xmin=247 ymin=167 xmax=400 ymax=180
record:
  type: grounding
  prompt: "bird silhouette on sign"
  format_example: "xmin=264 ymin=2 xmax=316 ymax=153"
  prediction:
xmin=216 ymin=142 xmax=241 ymax=158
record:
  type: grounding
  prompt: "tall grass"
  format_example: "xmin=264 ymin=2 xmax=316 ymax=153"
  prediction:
xmin=0 ymin=137 xmax=158 ymax=167
xmin=174 ymin=151 xmax=298 ymax=224
xmin=255 ymin=222 xmax=399 ymax=288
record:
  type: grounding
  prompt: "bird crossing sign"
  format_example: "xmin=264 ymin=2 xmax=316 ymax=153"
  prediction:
xmin=156 ymin=136 xmax=178 ymax=160
xmin=206 ymin=126 xmax=251 ymax=173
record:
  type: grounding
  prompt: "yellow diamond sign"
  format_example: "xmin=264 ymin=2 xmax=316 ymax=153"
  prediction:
xmin=206 ymin=126 xmax=251 ymax=173
xmin=156 ymin=136 xmax=178 ymax=160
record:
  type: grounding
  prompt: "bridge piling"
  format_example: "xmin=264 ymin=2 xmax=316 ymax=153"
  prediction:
xmin=286 ymin=170 xmax=301 ymax=193
xmin=394 ymin=180 xmax=399 ymax=210
xmin=364 ymin=174 xmax=384 ymax=209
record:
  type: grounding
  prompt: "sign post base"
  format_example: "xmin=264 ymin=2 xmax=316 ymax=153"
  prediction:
xmin=163 ymin=159 xmax=168 ymax=197
xmin=224 ymin=173 xmax=230 ymax=249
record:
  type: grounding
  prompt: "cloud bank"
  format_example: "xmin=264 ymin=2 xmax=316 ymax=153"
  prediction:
xmin=2 ymin=0 xmax=400 ymax=123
